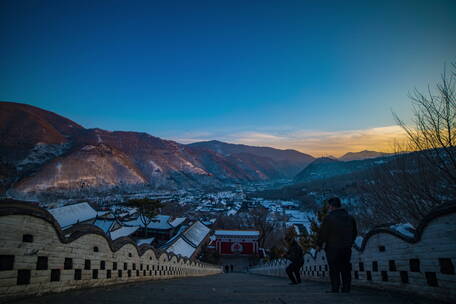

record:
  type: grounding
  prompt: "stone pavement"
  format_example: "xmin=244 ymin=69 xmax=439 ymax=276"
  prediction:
xmin=8 ymin=273 xmax=445 ymax=304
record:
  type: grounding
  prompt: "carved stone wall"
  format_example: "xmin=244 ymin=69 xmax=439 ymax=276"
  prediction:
xmin=249 ymin=204 xmax=456 ymax=302
xmin=0 ymin=201 xmax=221 ymax=301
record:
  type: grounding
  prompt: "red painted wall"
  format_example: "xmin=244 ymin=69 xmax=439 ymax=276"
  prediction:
xmin=219 ymin=241 xmax=256 ymax=255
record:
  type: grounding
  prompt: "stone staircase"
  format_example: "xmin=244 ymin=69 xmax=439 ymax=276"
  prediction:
xmin=6 ymin=273 xmax=449 ymax=304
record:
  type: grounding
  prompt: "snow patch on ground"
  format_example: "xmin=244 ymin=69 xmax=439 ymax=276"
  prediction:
xmin=81 ymin=145 xmax=96 ymax=151
xmin=149 ymin=160 xmax=163 ymax=173
xmin=179 ymin=157 xmax=208 ymax=175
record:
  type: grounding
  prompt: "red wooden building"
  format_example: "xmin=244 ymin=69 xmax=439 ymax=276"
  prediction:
xmin=213 ymin=230 xmax=260 ymax=256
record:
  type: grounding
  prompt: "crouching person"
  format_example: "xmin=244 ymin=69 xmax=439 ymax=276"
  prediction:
xmin=284 ymin=236 xmax=304 ymax=285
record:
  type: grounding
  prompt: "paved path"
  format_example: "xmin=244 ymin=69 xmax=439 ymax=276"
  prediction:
xmin=9 ymin=273 xmax=444 ymax=304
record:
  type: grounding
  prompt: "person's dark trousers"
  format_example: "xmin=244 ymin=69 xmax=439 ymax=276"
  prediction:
xmin=325 ymin=247 xmax=352 ymax=292
xmin=286 ymin=262 xmax=303 ymax=284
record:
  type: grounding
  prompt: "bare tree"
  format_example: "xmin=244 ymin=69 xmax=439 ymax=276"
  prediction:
xmin=248 ymin=206 xmax=283 ymax=249
xmin=160 ymin=200 xmax=190 ymax=217
xmin=358 ymin=64 xmax=456 ymax=228
xmin=394 ymin=63 xmax=456 ymax=189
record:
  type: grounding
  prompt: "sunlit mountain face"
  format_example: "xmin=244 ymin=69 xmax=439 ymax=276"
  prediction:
xmin=0 ymin=102 xmax=318 ymax=198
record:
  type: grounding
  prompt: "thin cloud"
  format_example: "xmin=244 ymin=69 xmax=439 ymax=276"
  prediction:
xmin=174 ymin=125 xmax=408 ymax=157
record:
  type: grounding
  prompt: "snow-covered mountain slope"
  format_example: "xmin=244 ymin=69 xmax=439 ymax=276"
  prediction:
xmin=1 ymin=102 xmax=317 ymax=196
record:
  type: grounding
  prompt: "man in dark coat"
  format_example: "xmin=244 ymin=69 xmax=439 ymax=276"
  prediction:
xmin=316 ymin=197 xmax=357 ymax=293
xmin=285 ymin=238 xmax=304 ymax=285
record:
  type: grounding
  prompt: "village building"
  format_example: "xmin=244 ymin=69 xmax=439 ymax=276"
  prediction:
xmin=123 ymin=215 xmax=188 ymax=241
xmin=48 ymin=202 xmax=97 ymax=230
xmin=162 ymin=221 xmax=211 ymax=258
xmin=93 ymin=218 xmax=121 ymax=233
xmin=212 ymin=230 xmax=260 ymax=256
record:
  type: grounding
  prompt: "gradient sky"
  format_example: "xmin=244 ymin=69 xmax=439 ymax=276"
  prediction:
xmin=1 ymin=0 xmax=455 ymax=156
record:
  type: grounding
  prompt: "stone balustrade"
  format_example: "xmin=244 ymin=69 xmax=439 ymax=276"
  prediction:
xmin=249 ymin=203 xmax=456 ymax=302
xmin=0 ymin=200 xmax=221 ymax=301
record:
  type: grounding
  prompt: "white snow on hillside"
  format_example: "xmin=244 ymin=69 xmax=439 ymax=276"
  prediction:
xmin=16 ymin=142 xmax=71 ymax=172
xmin=148 ymin=160 xmax=163 ymax=173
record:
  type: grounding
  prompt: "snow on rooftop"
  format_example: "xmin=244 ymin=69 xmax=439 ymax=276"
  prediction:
xmin=355 ymin=236 xmax=364 ymax=248
xmin=48 ymin=203 xmax=97 ymax=229
xmin=281 ymin=201 xmax=298 ymax=206
xmin=117 ymin=212 xmax=130 ymax=218
xmin=215 ymin=230 xmax=260 ymax=237
xmin=183 ymin=221 xmax=210 ymax=246
xmin=123 ymin=214 xmax=172 ymax=230
xmin=170 ymin=217 xmax=186 ymax=227
xmin=136 ymin=237 xmax=155 ymax=246
xmin=308 ymin=248 xmax=316 ymax=256
xmin=390 ymin=223 xmax=415 ymax=238
xmin=96 ymin=211 xmax=110 ymax=217
xmin=126 ymin=208 xmax=137 ymax=215
xmin=166 ymin=237 xmax=196 ymax=258
xmin=285 ymin=210 xmax=314 ymax=232
xmin=109 ymin=226 xmax=139 ymax=240
xmin=227 ymin=209 xmax=238 ymax=216
xmin=93 ymin=219 xmax=115 ymax=233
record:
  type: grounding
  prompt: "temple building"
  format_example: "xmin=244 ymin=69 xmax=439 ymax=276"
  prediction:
xmin=213 ymin=230 xmax=260 ymax=256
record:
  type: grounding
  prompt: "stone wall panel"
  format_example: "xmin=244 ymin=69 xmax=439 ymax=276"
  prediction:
xmin=250 ymin=204 xmax=456 ymax=302
xmin=0 ymin=201 xmax=221 ymax=301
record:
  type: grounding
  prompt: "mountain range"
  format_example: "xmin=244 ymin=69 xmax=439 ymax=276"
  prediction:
xmin=293 ymin=156 xmax=392 ymax=183
xmin=0 ymin=101 xmax=393 ymax=198
xmin=338 ymin=150 xmax=393 ymax=161
xmin=0 ymin=102 xmax=315 ymax=197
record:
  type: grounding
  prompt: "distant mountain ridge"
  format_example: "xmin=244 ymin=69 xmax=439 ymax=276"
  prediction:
xmin=188 ymin=140 xmax=314 ymax=177
xmin=294 ymin=156 xmax=393 ymax=183
xmin=339 ymin=150 xmax=393 ymax=161
xmin=0 ymin=102 xmax=315 ymax=198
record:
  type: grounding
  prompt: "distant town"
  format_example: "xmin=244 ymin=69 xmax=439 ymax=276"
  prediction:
xmin=38 ymin=182 xmax=315 ymax=265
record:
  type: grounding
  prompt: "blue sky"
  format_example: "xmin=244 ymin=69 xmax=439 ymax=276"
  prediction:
xmin=1 ymin=0 xmax=455 ymax=156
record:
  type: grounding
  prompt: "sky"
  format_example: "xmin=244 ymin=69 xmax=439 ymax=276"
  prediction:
xmin=1 ymin=0 xmax=455 ymax=157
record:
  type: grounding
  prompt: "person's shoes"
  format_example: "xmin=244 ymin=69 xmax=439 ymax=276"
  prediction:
xmin=341 ymin=288 xmax=350 ymax=293
xmin=325 ymin=290 xmax=339 ymax=293
xmin=288 ymin=282 xmax=298 ymax=285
